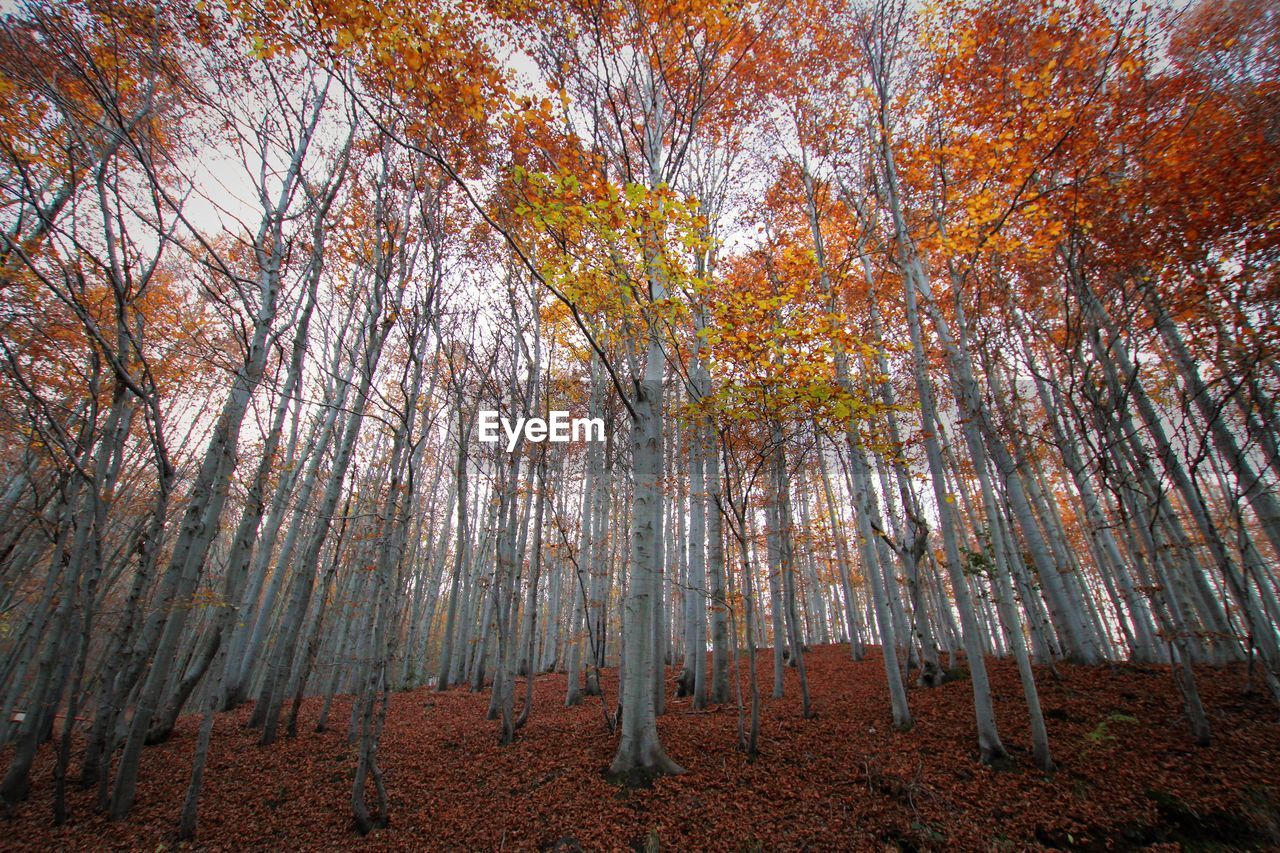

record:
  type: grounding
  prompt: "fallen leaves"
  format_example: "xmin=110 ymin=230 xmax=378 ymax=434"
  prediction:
xmin=4 ymin=645 xmax=1278 ymax=850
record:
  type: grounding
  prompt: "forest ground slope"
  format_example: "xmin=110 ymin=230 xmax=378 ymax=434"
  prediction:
xmin=5 ymin=646 xmax=1279 ymax=851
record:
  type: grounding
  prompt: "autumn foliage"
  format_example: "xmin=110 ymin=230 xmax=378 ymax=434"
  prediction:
xmin=1 ymin=0 xmax=1278 ymax=846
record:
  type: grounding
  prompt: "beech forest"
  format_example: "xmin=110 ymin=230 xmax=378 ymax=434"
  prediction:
xmin=1 ymin=0 xmax=1279 ymax=848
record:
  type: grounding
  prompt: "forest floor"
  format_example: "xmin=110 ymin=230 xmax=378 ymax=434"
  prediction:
xmin=4 ymin=645 xmax=1280 ymax=851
